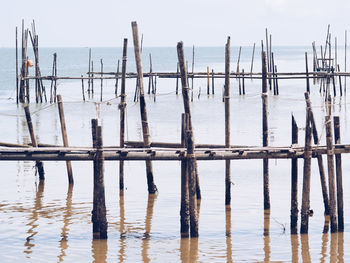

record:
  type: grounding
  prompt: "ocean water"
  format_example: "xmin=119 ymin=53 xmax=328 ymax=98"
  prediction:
xmin=0 ymin=45 xmax=349 ymax=262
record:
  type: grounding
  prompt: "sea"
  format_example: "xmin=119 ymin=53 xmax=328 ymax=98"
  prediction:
xmin=0 ymin=45 xmax=349 ymax=262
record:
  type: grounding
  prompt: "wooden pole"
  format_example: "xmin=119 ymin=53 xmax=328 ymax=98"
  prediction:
xmin=24 ymin=105 xmax=45 ymax=180
xmin=271 ymin=53 xmax=276 ymax=95
xmin=250 ymin=43 xmax=256 ymax=77
xmin=91 ymin=120 xmax=108 ymax=239
xmin=119 ymin=38 xmax=128 ymax=194
xmin=191 ymin=45 xmax=195 ymax=102
xmin=176 ymin=62 xmax=179 ymax=95
xmin=81 ymin=75 xmax=85 ymax=102
xmin=290 ymin=114 xmax=298 ymax=234
xmin=207 ymin=66 xmax=210 ymax=95
xmin=337 ymin=65 xmax=343 ymax=96
xmin=54 ymin=53 xmax=57 ymax=103
xmin=224 ymin=36 xmax=231 ymax=205
xmin=305 ymin=52 xmax=310 ymax=93
xmin=88 ymin=48 xmax=91 ymax=95
xmin=180 ymin=113 xmax=190 ymax=237
xmin=333 ymin=116 xmax=344 ymax=232
xmin=16 ymin=27 xmax=19 ymax=104
xmin=211 ymin=69 xmax=215 ymax=94
xmin=91 ymin=60 xmax=94 ymax=95
xmin=345 ymin=30 xmax=347 ymax=93
xmin=274 ymin=65 xmax=279 ymax=95
xmin=242 ymin=69 xmax=245 ymax=95
xmin=57 ymin=95 xmax=73 ymax=184
xmin=100 ymin=59 xmax=103 ymax=102
xmin=131 ymin=21 xmax=157 ymax=194
xmin=177 ymin=41 xmax=199 ymax=237
xmin=115 ymin=59 xmax=120 ymax=96
xmin=305 ymin=92 xmax=330 ymax=215
xmin=262 ymin=51 xmax=270 ymax=210
xmin=300 ymin=102 xmax=312 ymax=234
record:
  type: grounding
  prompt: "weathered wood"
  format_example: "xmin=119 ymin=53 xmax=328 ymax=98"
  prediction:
xmin=176 ymin=63 xmax=180 ymax=95
xmin=305 ymin=92 xmax=330 ymax=215
xmin=131 ymin=21 xmax=157 ymax=194
xmin=224 ymin=37 xmax=231 ymax=205
xmin=271 ymin=53 xmax=276 ymax=95
xmin=57 ymin=95 xmax=73 ymax=184
xmin=207 ymin=66 xmax=210 ymax=95
xmin=88 ymin=48 xmax=91 ymax=94
xmin=180 ymin=113 xmax=190 ymax=237
xmin=300 ymin=105 xmax=312 ymax=234
xmin=211 ymin=69 xmax=215 ymax=94
xmin=81 ymin=75 xmax=85 ymax=102
xmin=290 ymin=114 xmax=298 ymax=234
xmin=91 ymin=121 xmax=108 ymax=239
xmin=262 ymin=51 xmax=270 ymax=210
xmin=250 ymin=43 xmax=256 ymax=76
xmin=115 ymin=59 xmax=120 ymax=96
xmin=305 ymin=52 xmax=310 ymax=93
xmin=100 ymin=59 xmax=103 ymax=102
xmin=325 ymin=113 xmax=337 ymax=233
xmin=24 ymin=105 xmax=45 ymax=180
xmin=119 ymin=38 xmax=128 ymax=194
xmin=337 ymin=65 xmax=343 ymax=96
xmin=333 ymin=116 xmax=344 ymax=232
xmin=16 ymin=27 xmax=19 ymax=104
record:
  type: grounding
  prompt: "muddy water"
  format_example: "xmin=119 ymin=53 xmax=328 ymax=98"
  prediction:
xmin=0 ymin=47 xmax=349 ymax=262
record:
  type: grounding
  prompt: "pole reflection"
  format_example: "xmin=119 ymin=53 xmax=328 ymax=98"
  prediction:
xmin=118 ymin=193 xmax=126 ymax=263
xmin=301 ymin=234 xmax=311 ymax=262
xmin=142 ymin=194 xmax=157 ymax=263
xmin=91 ymin=239 xmax=108 ymax=263
xmin=290 ymin=234 xmax=299 ymax=263
xmin=225 ymin=205 xmax=232 ymax=263
xmin=263 ymin=209 xmax=270 ymax=262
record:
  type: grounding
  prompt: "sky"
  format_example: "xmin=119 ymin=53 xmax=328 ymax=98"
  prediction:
xmin=1 ymin=0 xmax=350 ymax=47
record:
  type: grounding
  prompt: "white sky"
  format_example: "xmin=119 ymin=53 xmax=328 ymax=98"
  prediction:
xmin=1 ymin=0 xmax=349 ymax=47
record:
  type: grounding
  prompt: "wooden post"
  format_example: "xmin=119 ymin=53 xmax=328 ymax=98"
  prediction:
xmin=119 ymin=38 xmax=128 ymax=194
xmin=24 ymin=105 xmax=45 ymax=180
xmin=333 ymin=116 xmax=344 ymax=232
xmin=224 ymin=37 xmax=231 ymax=205
xmin=211 ymin=69 xmax=215 ymax=94
xmin=54 ymin=53 xmax=57 ymax=103
xmin=250 ymin=43 xmax=256 ymax=77
xmin=274 ymin=65 xmax=279 ymax=95
xmin=290 ymin=114 xmax=298 ymax=234
xmin=300 ymin=103 xmax=312 ymax=234
xmin=242 ymin=69 xmax=245 ymax=95
xmin=325 ymin=111 xmax=338 ymax=233
xmin=81 ymin=75 xmax=85 ymax=102
xmin=191 ymin=45 xmax=195 ymax=103
xmin=271 ymin=53 xmax=276 ymax=95
xmin=91 ymin=119 xmax=108 ymax=239
xmin=88 ymin=48 xmax=91 ymax=94
xmin=207 ymin=66 xmax=210 ymax=95
xmin=57 ymin=95 xmax=73 ymax=184
xmin=337 ymin=65 xmax=343 ymax=96
xmin=115 ymin=59 xmax=120 ymax=96
xmin=262 ymin=51 xmax=270 ymax=210
xmin=148 ymin=54 xmax=153 ymax=95
xmin=91 ymin=60 xmax=94 ymax=95
xmin=177 ymin=41 xmax=199 ymax=237
xmin=305 ymin=52 xmax=310 ymax=93
xmin=305 ymin=92 xmax=330 ymax=215
xmin=345 ymin=30 xmax=347 ymax=93
xmin=180 ymin=113 xmax=190 ymax=237
xmin=16 ymin=27 xmax=19 ymax=104
xmin=176 ymin=62 xmax=179 ymax=95
xmin=131 ymin=21 xmax=157 ymax=194
xmin=100 ymin=59 xmax=103 ymax=102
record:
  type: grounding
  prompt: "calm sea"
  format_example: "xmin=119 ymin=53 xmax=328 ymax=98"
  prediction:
xmin=0 ymin=46 xmax=349 ymax=262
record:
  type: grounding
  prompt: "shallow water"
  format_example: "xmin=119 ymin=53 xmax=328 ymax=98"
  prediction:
xmin=0 ymin=46 xmax=350 ymax=262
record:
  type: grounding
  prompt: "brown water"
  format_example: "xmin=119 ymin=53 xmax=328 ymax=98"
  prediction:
xmin=1 ymin=48 xmax=350 ymax=261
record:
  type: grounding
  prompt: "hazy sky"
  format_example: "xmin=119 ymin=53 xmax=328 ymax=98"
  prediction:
xmin=1 ymin=0 xmax=349 ymax=47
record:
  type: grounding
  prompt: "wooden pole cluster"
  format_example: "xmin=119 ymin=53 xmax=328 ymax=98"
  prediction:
xmin=131 ymin=21 xmax=157 ymax=194
xmin=19 ymin=20 xmax=29 ymax=103
xmin=91 ymin=119 xmax=108 ymax=239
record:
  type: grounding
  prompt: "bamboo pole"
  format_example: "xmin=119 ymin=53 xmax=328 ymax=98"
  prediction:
xmin=180 ymin=113 xmax=190 ymax=237
xmin=88 ymin=48 xmax=91 ymax=94
xmin=100 ymin=59 xmax=103 ymax=102
xmin=250 ymin=43 xmax=256 ymax=77
xmin=57 ymin=95 xmax=73 ymax=184
xmin=333 ymin=116 xmax=344 ymax=232
xmin=337 ymin=65 xmax=343 ymax=96
xmin=345 ymin=30 xmax=347 ymax=93
xmin=24 ymin=105 xmax=45 ymax=180
xmin=262 ymin=51 xmax=270 ymax=210
xmin=290 ymin=114 xmax=298 ymax=234
xmin=115 ymin=59 xmax=120 ymax=96
xmin=242 ymin=69 xmax=245 ymax=95
xmin=305 ymin=92 xmax=330 ymax=215
xmin=177 ymin=41 xmax=199 ymax=237
xmin=271 ymin=53 xmax=276 ymax=95
xmin=131 ymin=21 xmax=157 ymax=194
xmin=305 ymin=52 xmax=310 ymax=93
xmin=81 ymin=75 xmax=85 ymax=102
xmin=176 ymin=62 xmax=179 ymax=95
xmin=224 ymin=37 xmax=231 ymax=205
xmin=91 ymin=120 xmax=108 ymax=239
xmin=211 ymin=69 xmax=215 ymax=94
xmin=207 ymin=66 xmax=210 ymax=95
xmin=16 ymin=27 xmax=19 ymax=104
xmin=300 ymin=103 xmax=312 ymax=234
xmin=119 ymin=38 xmax=128 ymax=194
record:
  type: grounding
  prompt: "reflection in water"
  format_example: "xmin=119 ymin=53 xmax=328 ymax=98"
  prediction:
xmin=263 ymin=210 xmax=270 ymax=262
xmin=91 ymin=239 xmax=108 ymax=263
xmin=321 ymin=229 xmax=329 ymax=262
xmin=330 ymin=233 xmax=337 ymax=263
xmin=290 ymin=234 xmax=299 ymax=263
xmin=24 ymin=180 xmax=45 ymax=257
xmin=338 ymin=232 xmax=344 ymax=263
xmin=301 ymin=234 xmax=311 ymax=262
xmin=118 ymin=194 xmax=126 ymax=263
xmin=179 ymin=237 xmax=199 ymax=263
xmin=58 ymin=185 xmax=73 ymax=262
xmin=225 ymin=205 xmax=232 ymax=263
xmin=142 ymin=194 xmax=157 ymax=263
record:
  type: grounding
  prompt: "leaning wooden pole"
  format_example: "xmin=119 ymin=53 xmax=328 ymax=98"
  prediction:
xmin=119 ymin=38 xmax=128 ymax=194
xmin=131 ymin=21 xmax=157 ymax=194
xmin=91 ymin=120 xmax=108 ymax=239
xmin=16 ymin=27 xmax=19 ymax=104
xmin=224 ymin=36 xmax=231 ymax=206
xmin=262 ymin=51 xmax=270 ymax=210
xmin=305 ymin=92 xmax=329 ymax=215
xmin=333 ymin=116 xmax=344 ymax=232
xmin=290 ymin=114 xmax=298 ymax=234
xmin=300 ymin=102 xmax=312 ymax=234
xmin=24 ymin=105 xmax=45 ymax=180
xmin=177 ymin=41 xmax=199 ymax=237
xmin=57 ymin=95 xmax=74 ymax=184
